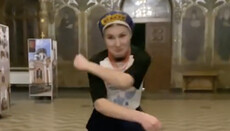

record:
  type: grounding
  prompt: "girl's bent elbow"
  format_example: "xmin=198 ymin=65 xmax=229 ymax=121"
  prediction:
xmin=94 ymin=98 xmax=107 ymax=112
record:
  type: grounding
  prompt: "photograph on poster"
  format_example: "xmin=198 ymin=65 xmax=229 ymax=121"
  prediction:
xmin=0 ymin=25 xmax=9 ymax=62
xmin=28 ymin=39 xmax=53 ymax=95
xmin=0 ymin=87 xmax=8 ymax=111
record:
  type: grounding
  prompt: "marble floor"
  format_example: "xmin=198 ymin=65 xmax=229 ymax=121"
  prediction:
xmin=1 ymin=88 xmax=230 ymax=131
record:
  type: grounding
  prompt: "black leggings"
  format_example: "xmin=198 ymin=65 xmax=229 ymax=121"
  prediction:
xmin=86 ymin=108 xmax=145 ymax=131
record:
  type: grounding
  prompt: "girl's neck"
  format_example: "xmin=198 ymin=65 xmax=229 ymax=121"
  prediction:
xmin=108 ymin=49 xmax=131 ymax=70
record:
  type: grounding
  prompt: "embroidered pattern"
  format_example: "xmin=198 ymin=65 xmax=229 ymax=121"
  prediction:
xmin=101 ymin=14 xmax=126 ymax=26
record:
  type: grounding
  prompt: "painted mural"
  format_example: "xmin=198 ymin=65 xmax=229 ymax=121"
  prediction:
xmin=182 ymin=6 xmax=205 ymax=61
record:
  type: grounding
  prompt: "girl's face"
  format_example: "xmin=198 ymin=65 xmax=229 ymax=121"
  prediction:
xmin=103 ymin=24 xmax=132 ymax=61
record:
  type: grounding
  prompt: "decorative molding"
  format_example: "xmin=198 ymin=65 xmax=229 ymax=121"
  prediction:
xmin=151 ymin=27 xmax=166 ymax=44
xmin=196 ymin=0 xmax=206 ymax=4
xmin=54 ymin=0 xmax=122 ymax=11
xmin=87 ymin=0 xmax=122 ymax=10
xmin=173 ymin=0 xmax=226 ymax=23
xmin=197 ymin=0 xmax=226 ymax=11
xmin=67 ymin=0 xmax=78 ymax=6
xmin=173 ymin=0 xmax=192 ymax=24
xmin=216 ymin=0 xmax=227 ymax=4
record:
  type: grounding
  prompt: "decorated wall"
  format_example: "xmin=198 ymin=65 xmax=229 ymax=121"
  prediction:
xmin=171 ymin=0 xmax=230 ymax=91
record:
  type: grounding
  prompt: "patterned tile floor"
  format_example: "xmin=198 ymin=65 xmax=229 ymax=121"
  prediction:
xmin=0 ymin=88 xmax=230 ymax=131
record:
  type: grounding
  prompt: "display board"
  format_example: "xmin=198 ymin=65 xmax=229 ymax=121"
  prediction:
xmin=0 ymin=24 xmax=10 ymax=115
xmin=28 ymin=39 xmax=57 ymax=100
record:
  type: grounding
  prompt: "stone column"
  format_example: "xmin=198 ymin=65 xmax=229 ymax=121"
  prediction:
xmin=39 ymin=0 xmax=54 ymax=38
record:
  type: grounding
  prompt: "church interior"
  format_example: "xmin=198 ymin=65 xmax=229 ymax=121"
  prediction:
xmin=0 ymin=0 xmax=230 ymax=130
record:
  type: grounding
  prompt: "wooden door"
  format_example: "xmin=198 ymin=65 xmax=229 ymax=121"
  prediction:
xmin=144 ymin=22 xmax=172 ymax=92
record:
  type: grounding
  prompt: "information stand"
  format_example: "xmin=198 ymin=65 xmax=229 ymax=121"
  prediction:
xmin=0 ymin=24 xmax=10 ymax=116
xmin=28 ymin=39 xmax=57 ymax=100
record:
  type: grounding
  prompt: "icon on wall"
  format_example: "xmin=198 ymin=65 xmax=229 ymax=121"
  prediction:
xmin=182 ymin=6 xmax=205 ymax=61
xmin=215 ymin=6 xmax=230 ymax=61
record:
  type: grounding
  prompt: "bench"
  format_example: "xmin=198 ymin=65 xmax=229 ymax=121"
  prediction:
xmin=182 ymin=71 xmax=218 ymax=92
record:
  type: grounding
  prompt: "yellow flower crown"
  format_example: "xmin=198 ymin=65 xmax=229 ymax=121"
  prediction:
xmin=101 ymin=14 xmax=126 ymax=26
